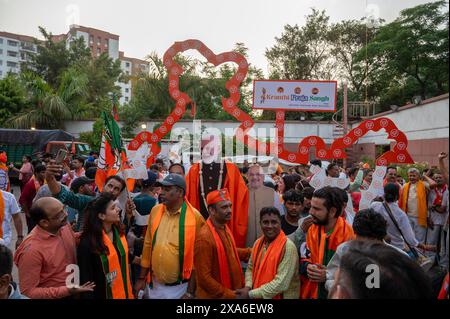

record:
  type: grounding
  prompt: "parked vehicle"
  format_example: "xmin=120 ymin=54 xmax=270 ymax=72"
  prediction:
xmin=0 ymin=128 xmax=91 ymax=183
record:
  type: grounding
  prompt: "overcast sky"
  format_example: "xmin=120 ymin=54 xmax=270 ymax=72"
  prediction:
xmin=0 ymin=0 xmax=437 ymax=74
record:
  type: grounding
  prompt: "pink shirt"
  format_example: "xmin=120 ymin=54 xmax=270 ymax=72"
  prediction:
xmin=19 ymin=162 xmax=32 ymax=181
xmin=14 ymin=224 xmax=77 ymax=299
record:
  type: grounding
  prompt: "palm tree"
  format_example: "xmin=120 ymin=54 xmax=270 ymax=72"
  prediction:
xmin=10 ymin=70 xmax=88 ymax=129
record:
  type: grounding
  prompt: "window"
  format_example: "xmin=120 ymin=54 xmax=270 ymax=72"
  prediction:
xmin=7 ymin=51 xmax=18 ymax=57
xmin=0 ymin=60 xmax=2 ymax=65
xmin=125 ymin=97 xmax=129 ymax=102
xmin=125 ymin=88 xmax=129 ymax=93
xmin=7 ymin=61 xmax=17 ymax=67
xmin=97 ymin=47 xmax=101 ymax=54
xmin=97 ymin=36 xmax=101 ymax=45
xmin=0 ymin=38 xmax=3 ymax=44
xmin=0 ymin=49 xmax=2 ymax=55
xmin=125 ymin=62 xmax=130 ymax=68
xmin=89 ymin=35 xmax=93 ymax=43
xmin=105 ymin=39 xmax=108 ymax=47
xmin=7 ymin=40 xmax=18 ymax=47
xmin=0 ymin=71 xmax=2 ymax=77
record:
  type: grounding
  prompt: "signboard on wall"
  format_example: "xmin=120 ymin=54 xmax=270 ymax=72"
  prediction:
xmin=252 ymin=80 xmax=337 ymax=112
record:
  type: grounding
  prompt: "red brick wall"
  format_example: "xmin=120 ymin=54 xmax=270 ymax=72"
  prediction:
xmin=391 ymin=138 xmax=449 ymax=167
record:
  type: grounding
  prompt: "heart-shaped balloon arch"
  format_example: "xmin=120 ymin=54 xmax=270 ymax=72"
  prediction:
xmin=127 ymin=40 xmax=414 ymax=166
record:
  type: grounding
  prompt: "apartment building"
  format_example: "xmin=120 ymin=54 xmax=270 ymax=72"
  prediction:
xmin=0 ymin=25 xmax=149 ymax=105
xmin=0 ymin=31 xmax=38 ymax=79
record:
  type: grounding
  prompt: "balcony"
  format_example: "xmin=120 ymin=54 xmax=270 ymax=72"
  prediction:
xmin=20 ymin=42 xmax=35 ymax=52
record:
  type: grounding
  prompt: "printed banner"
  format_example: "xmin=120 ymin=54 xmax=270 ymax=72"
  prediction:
xmin=252 ymin=80 xmax=337 ymax=112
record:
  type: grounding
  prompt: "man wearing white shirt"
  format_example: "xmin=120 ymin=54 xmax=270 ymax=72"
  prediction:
xmin=0 ymin=190 xmax=23 ymax=248
xmin=370 ymin=183 xmax=421 ymax=251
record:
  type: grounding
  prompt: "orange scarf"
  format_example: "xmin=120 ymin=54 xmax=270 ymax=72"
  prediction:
xmin=206 ymin=219 xmax=244 ymax=289
xmin=0 ymin=191 xmax=4 ymax=239
xmin=150 ymin=200 xmax=196 ymax=282
xmin=400 ymin=181 xmax=428 ymax=227
xmin=186 ymin=161 xmax=249 ymax=248
xmin=301 ymin=217 xmax=354 ymax=299
xmin=100 ymin=227 xmax=134 ymax=299
xmin=0 ymin=163 xmax=10 ymax=192
xmin=251 ymin=231 xmax=288 ymax=299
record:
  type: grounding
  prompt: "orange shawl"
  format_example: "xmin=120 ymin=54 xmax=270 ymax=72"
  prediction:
xmin=251 ymin=231 xmax=287 ymax=299
xmin=100 ymin=228 xmax=134 ymax=299
xmin=150 ymin=200 xmax=197 ymax=281
xmin=186 ymin=161 xmax=249 ymax=248
xmin=301 ymin=217 xmax=354 ymax=299
xmin=206 ymin=219 xmax=244 ymax=289
xmin=400 ymin=181 xmax=428 ymax=227
xmin=0 ymin=191 xmax=4 ymax=239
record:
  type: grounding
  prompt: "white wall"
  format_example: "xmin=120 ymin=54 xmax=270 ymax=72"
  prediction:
xmin=351 ymin=96 xmax=449 ymax=144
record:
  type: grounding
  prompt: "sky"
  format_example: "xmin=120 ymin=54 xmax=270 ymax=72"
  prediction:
xmin=0 ymin=0 xmax=437 ymax=75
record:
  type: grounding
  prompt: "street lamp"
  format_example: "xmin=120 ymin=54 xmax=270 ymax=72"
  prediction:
xmin=30 ymin=127 xmax=36 ymax=130
xmin=141 ymin=123 xmax=147 ymax=130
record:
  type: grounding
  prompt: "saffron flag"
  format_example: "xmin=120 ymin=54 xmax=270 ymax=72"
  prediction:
xmin=95 ymin=110 xmax=134 ymax=192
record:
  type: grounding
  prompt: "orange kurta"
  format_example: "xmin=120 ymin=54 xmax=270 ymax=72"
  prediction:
xmin=186 ymin=161 xmax=249 ymax=248
xmin=194 ymin=222 xmax=251 ymax=299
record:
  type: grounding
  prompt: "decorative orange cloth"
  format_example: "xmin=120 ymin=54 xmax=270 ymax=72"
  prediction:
xmin=301 ymin=217 xmax=354 ymax=299
xmin=101 ymin=229 xmax=134 ymax=299
xmin=186 ymin=161 xmax=249 ymax=248
xmin=206 ymin=189 xmax=231 ymax=206
xmin=206 ymin=219 xmax=243 ymax=289
xmin=400 ymin=181 xmax=428 ymax=227
xmin=251 ymin=231 xmax=287 ymax=299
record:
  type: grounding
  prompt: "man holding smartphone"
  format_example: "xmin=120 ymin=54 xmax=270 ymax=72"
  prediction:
xmin=45 ymin=161 xmax=136 ymax=230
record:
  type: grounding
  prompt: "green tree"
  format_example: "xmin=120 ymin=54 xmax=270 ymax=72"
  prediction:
xmin=0 ymin=74 xmax=27 ymax=126
xmin=360 ymin=0 xmax=448 ymax=105
xmin=9 ymin=71 xmax=87 ymax=129
xmin=24 ymin=27 xmax=91 ymax=89
xmin=128 ymin=44 xmax=263 ymax=126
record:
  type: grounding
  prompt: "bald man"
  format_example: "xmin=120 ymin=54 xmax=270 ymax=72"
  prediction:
xmin=14 ymin=197 xmax=94 ymax=299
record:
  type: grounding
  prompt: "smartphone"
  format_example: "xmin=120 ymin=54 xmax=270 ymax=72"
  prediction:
xmin=55 ymin=149 xmax=68 ymax=164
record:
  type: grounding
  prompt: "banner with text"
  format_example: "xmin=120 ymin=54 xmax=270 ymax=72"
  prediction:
xmin=252 ymin=80 xmax=337 ymax=112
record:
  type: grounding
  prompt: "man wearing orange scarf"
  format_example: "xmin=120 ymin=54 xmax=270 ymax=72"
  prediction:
xmin=0 ymin=152 xmax=10 ymax=192
xmin=135 ymin=174 xmax=205 ymax=299
xmin=194 ymin=189 xmax=251 ymax=298
xmin=400 ymin=168 xmax=436 ymax=243
xmin=186 ymin=135 xmax=249 ymax=248
xmin=300 ymin=186 xmax=354 ymax=299
xmin=236 ymin=207 xmax=299 ymax=299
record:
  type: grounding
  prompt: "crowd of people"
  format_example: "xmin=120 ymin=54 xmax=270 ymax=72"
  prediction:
xmin=0 ymin=145 xmax=448 ymax=300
